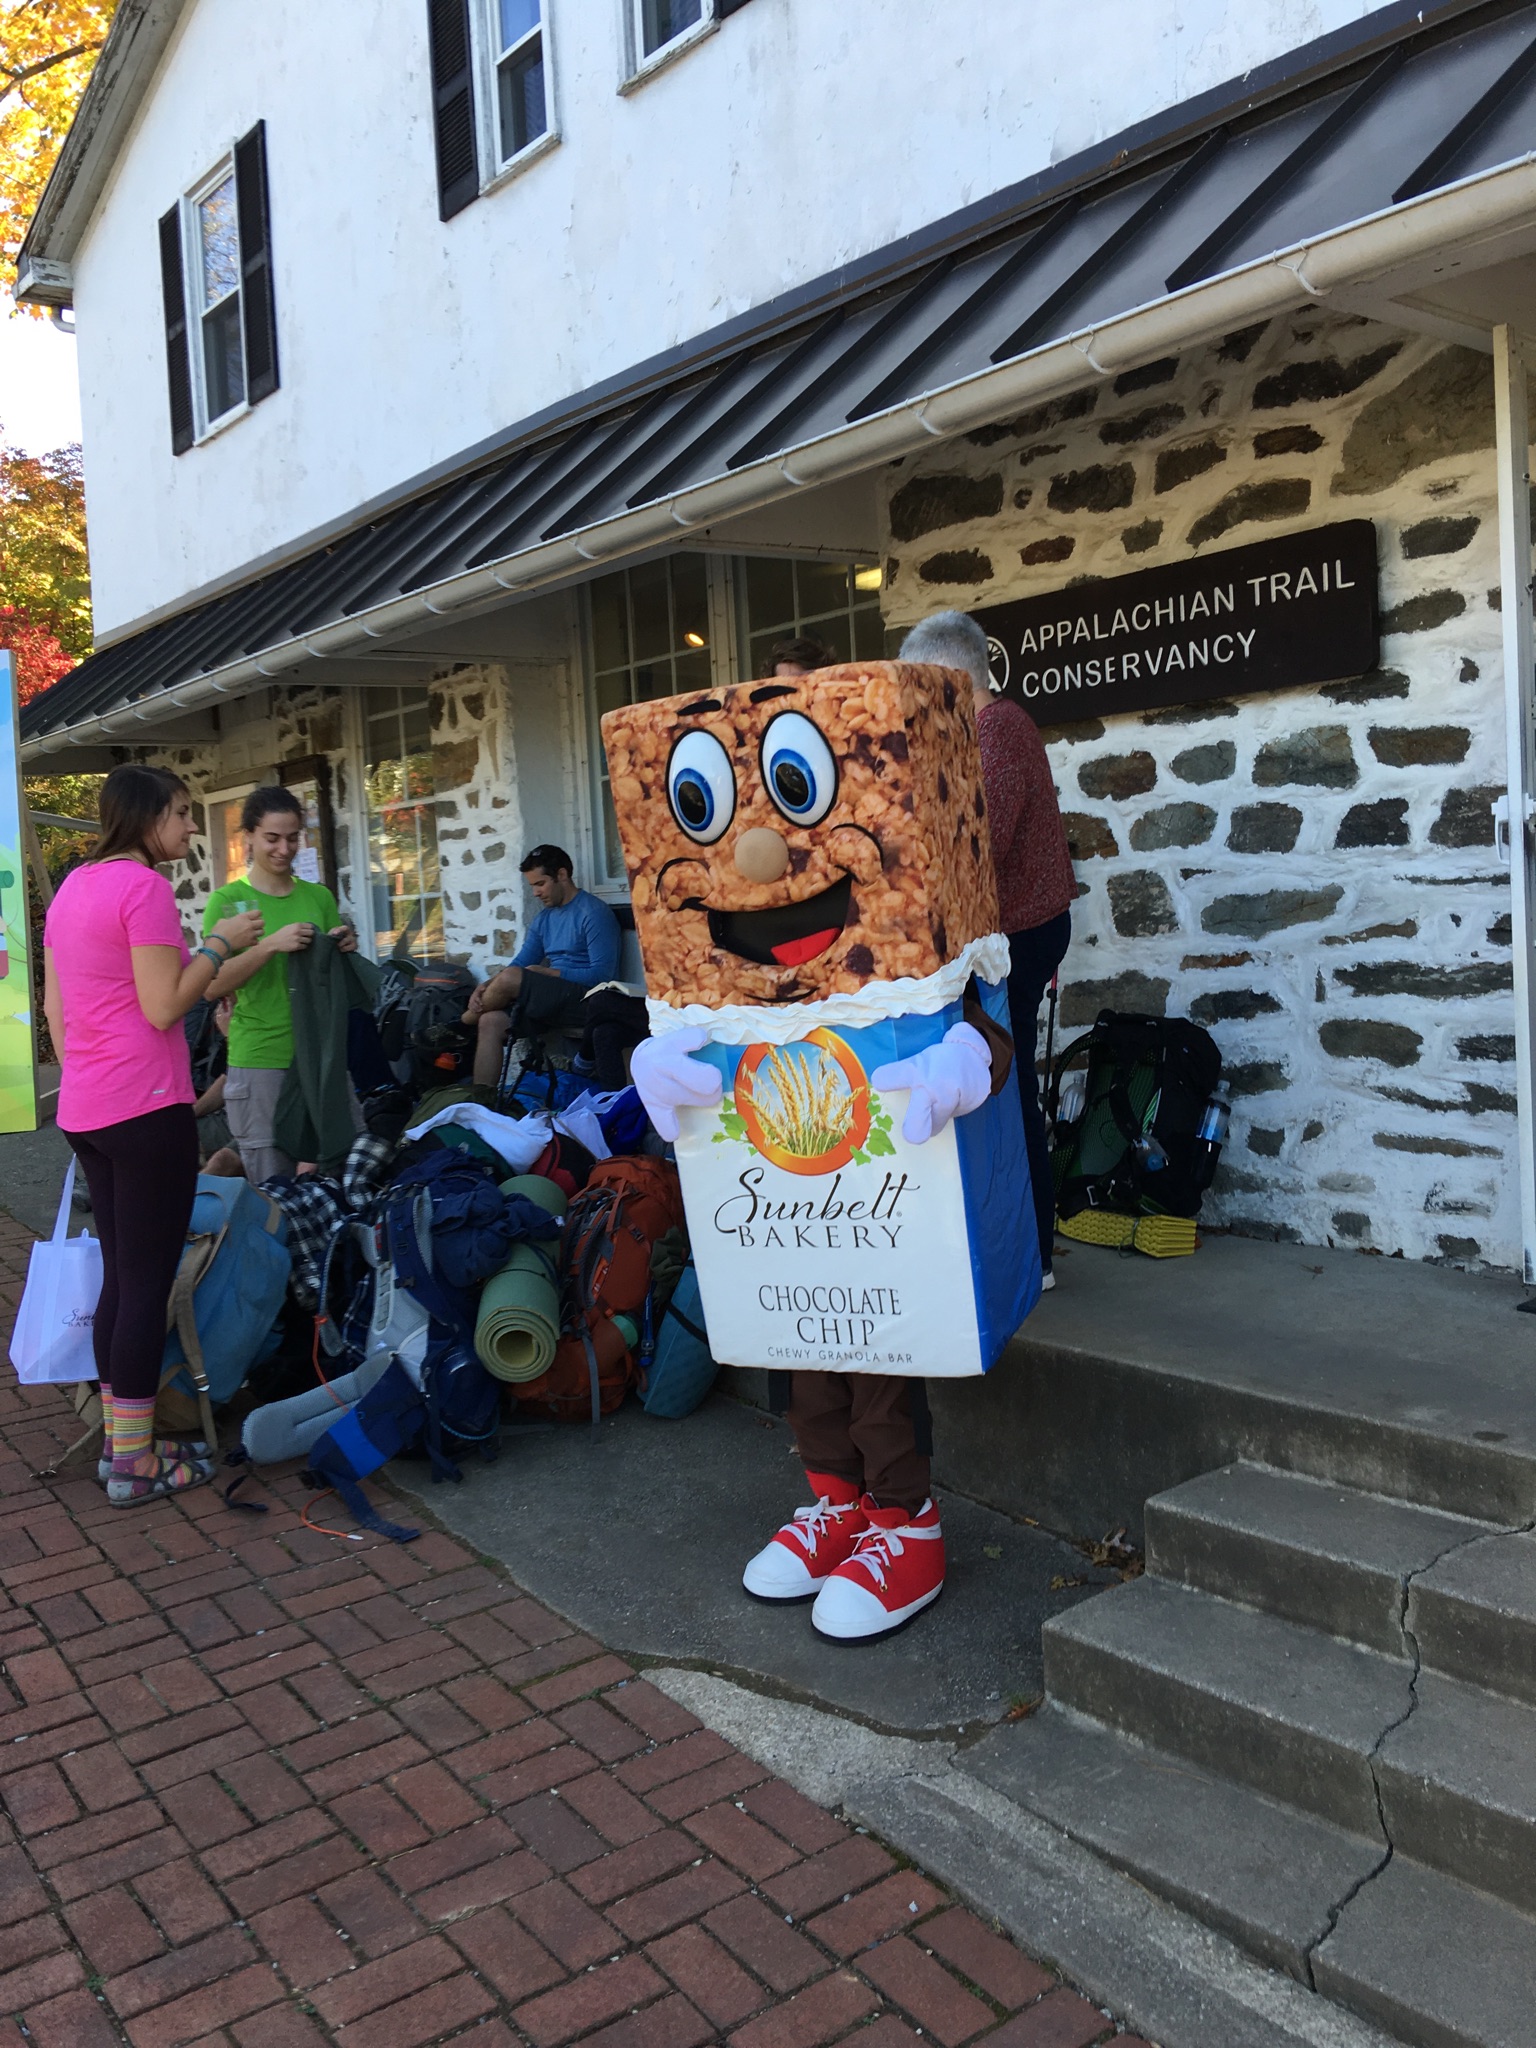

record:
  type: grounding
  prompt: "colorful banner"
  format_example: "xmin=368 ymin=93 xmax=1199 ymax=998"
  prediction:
xmin=0 ymin=653 xmax=38 ymax=1133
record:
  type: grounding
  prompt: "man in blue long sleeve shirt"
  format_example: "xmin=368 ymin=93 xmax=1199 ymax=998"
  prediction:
xmin=464 ymin=844 xmax=623 ymax=1087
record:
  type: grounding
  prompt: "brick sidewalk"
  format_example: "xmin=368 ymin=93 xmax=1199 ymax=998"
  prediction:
xmin=0 ymin=1211 xmax=1147 ymax=2048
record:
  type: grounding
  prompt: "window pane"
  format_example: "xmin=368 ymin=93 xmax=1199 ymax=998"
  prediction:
xmin=202 ymin=296 xmax=245 ymax=419
xmin=198 ymin=176 xmax=240 ymax=304
xmin=749 ymin=629 xmax=781 ymax=680
xmin=590 ymin=574 xmax=630 ymax=673
xmin=630 ymin=559 xmax=671 ymax=661
xmin=815 ymin=613 xmax=853 ymax=664
xmin=854 ymin=606 xmax=886 ymax=659
xmin=633 ymin=662 xmax=670 ymax=702
xmin=641 ymin=0 xmax=703 ymax=57
xmin=366 ymin=688 xmax=444 ymax=963
xmin=498 ymin=0 xmax=540 ymax=48
xmin=596 ymin=671 xmax=631 ymax=719
xmin=744 ymin=555 xmax=795 ymax=632
xmin=671 ymin=552 xmax=709 ymax=652
xmin=796 ymin=558 xmax=851 ymax=619
xmin=672 ymin=649 xmax=712 ymax=696
xmin=498 ymin=35 xmax=547 ymax=156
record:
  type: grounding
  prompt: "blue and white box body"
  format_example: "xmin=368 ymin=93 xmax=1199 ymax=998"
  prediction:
xmin=659 ymin=937 xmax=1040 ymax=1378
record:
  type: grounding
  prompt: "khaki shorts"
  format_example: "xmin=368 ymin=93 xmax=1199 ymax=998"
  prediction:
xmin=223 ymin=1067 xmax=294 ymax=1187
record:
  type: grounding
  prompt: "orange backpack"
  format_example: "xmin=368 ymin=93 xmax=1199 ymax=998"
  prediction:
xmin=512 ymin=1156 xmax=685 ymax=1426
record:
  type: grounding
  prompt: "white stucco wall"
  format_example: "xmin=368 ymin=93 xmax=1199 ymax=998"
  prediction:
xmin=72 ymin=0 xmax=1382 ymax=636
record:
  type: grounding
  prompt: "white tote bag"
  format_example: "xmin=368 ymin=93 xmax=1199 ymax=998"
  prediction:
xmin=9 ymin=1159 xmax=103 ymax=1386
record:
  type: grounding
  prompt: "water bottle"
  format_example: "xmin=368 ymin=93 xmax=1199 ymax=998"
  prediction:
xmin=1130 ymin=1131 xmax=1168 ymax=1173
xmin=1056 ymin=1073 xmax=1087 ymax=1127
xmin=1193 ymin=1081 xmax=1232 ymax=1186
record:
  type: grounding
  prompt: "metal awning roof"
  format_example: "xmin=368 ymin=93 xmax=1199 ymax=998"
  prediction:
xmin=28 ymin=0 xmax=1536 ymax=757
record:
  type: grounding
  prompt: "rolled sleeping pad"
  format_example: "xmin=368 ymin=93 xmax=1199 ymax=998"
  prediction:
xmin=614 ymin=1314 xmax=640 ymax=1351
xmin=475 ymin=1175 xmax=567 ymax=1383
xmin=241 ymin=1350 xmax=393 ymax=1465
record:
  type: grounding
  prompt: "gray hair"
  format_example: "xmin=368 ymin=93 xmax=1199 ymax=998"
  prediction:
xmin=898 ymin=610 xmax=993 ymax=694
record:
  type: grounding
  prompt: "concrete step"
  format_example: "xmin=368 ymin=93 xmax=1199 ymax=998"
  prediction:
xmin=1315 ymin=1856 xmax=1536 ymax=2048
xmin=915 ymin=1233 xmax=1536 ymax=1543
xmin=1144 ymin=1462 xmax=1493 ymax=1654
xmin=1378 ymin=1669 xmax=1536 ymax=1917
xmin=1042 ymin=1575 xmax=1413 ymax=1834
xmin=961 ymin=1704 xmax=1386 ymax=1982
xmin=1410 ymin=1529 xmax=1536 ymax=1708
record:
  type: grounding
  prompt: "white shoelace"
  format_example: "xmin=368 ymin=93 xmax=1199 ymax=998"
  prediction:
xmin=787 ymin=1497 xmax=859 ymax=1558
xmin=847 ymin=1525 xmax=905 ymax=1589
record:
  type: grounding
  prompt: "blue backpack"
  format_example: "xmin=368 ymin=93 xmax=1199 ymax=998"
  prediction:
xmin=640 ymin=1262 xmax=718 ymax=1419
xmin=304 ymin=1358 xmax=424 ymax=1542
xmin=161 ymin=1177 xmax=292 ymax=1444
xmin=422 ymin=1335 xmax=501 ymax=1473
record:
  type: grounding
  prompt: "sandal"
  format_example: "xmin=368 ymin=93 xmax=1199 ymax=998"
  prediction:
xmin=106 ymin=1455 xmax=215 ymax=1509
xmin=97 ymin=1440 xmax=211 ymax=1486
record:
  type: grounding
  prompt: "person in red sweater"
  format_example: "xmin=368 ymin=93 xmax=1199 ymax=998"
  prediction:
xmin=899 ymin=612 xmax=1075 ymax=1288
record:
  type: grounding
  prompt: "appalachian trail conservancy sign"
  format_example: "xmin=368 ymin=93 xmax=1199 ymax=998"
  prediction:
xmin=975 ymin=518 xmax=1378 ymax=725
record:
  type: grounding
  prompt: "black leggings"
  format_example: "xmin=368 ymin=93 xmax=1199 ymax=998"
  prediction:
xmin=64 ymin=1104 xmax=199 ymax=1402
xmin=1006 ymin=910 xmax=1073 ymax=1275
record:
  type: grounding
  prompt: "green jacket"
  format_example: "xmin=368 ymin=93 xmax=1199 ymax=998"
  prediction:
xmin=274 ymin=935 xmax=381 ymax=1174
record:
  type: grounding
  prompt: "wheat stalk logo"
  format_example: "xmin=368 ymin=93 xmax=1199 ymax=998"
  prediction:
xmin=751 ymin=1045 xmax=855 ymax=1158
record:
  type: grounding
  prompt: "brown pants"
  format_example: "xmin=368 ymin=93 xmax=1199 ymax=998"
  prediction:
xmin=786 ymin=1371 xmax=931 ymax=1514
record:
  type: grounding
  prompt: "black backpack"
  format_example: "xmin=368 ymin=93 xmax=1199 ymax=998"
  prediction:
xmin=1049 ymin=1010 xmax=1223 ymax=1221
xmin=378 ymin=962 xmax=478 ymax=1092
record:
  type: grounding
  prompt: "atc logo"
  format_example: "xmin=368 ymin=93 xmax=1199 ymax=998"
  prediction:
xmin=985 ymin=637 xmax=1009 ymax=694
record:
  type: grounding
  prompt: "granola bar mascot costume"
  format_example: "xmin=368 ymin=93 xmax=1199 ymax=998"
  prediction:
xmin=606 ymin=661 xmax=1040 ymax=1644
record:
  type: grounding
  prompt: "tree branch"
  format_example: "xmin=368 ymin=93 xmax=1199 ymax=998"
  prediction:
xmin=0 ymin=41 xmax=102 ymax=89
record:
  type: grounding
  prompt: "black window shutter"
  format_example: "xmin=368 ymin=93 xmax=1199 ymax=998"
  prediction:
xmin=428 ymin=0 xmax=479 ymax=220
xmin=157 ymin=206 xmax=195 ymax=455
xmin=234 ymin=120 xmax=280 ymax=406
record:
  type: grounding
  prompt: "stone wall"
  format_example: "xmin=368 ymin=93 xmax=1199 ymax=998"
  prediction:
xmin=881 ymin=315 xmax=1519 ymax=1270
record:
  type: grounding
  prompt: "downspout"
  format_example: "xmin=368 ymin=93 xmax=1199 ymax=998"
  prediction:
xmin=1492 ymin=325 xmax=1536 ymax=1285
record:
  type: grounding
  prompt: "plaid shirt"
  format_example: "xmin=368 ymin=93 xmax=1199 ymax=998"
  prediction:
xmin=262 ymin=1133 xmax=398 ymax=1311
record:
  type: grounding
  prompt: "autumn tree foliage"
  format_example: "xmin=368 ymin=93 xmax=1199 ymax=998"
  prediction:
xmin=2 ymin=1 xmax=117 ymax=296
xmin=0 ymin=437 xmax=89 ymax=699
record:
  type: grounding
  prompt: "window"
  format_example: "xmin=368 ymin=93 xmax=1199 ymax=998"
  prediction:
xmin=363 ymin=688 xmax=446 ymax=962
xmin=157 ymin=122 xmax=279 ymax=454
xmin=485 ymin=0 xmax=549 ymax=164
xmin=740 ymin=555 xmax=886 ymax=681
xmin=429 ymin=0 xmax=556 ymax=219
xmin=203 ymin=786 xmax=256 ymax=887
xmin=588 ymin=554 xmax=717 ymax=881
xmin=636 ymin=0 xmax=704 ymax=61
xmin=583 ymin=552 xmax=882 ymax=887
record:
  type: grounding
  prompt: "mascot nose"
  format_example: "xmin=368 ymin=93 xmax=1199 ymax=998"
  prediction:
xmin=734 ymin=827 xmax=790 ymax=883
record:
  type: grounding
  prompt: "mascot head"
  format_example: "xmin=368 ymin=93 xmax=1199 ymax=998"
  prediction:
xmin=601 ymin=660 xmax=1000 ymax=1009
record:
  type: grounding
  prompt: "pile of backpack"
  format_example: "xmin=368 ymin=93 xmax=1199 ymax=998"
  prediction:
xmin=206 ymin=958 xmax=726 ymax=1533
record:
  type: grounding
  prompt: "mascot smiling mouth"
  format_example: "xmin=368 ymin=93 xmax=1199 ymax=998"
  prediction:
xmin=707 ymin=875 xmax=852 ymax=969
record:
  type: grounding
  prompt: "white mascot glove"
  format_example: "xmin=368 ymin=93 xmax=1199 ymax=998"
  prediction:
xmin=870 ymin=1021 xmax=993 ymax=1145
xmin=630 ymin=1027 xmax=723 ymax=1141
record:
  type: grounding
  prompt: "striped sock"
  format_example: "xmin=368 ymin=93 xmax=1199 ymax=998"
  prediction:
xmin=109 ymin=1396 xmax=157 ymax=1480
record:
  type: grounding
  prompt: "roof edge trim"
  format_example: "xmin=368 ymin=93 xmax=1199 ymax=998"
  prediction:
xmin=16 ymin=0 xmax=190 ymax=305
xmin=28 ymin=147 xmax=1536 ymax=760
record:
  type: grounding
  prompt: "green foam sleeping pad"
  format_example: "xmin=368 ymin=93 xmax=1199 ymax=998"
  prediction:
xmin=474 ymin=1175 xmax=567 ymax=1383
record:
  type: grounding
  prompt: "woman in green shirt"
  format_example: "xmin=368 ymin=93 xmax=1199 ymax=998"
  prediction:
xmin=202 ymin=786 xmax=359 ymax=1184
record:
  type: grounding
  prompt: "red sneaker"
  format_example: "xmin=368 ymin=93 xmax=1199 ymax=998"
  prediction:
xmin=742 ymin=1473 xmax=869 ymax=1602
xmin=811 ymin=1498 xmax=945 ymax=1642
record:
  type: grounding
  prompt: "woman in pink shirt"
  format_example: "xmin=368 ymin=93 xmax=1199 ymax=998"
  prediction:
xmin=42 ymin=766 xmax=299 ymax=1505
